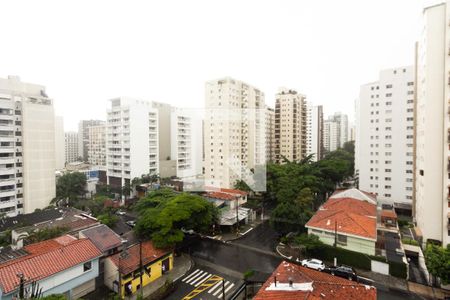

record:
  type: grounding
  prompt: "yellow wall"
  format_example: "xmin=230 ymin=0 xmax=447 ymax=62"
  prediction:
xmin=120 ymin=254 xmax=173 ymax=298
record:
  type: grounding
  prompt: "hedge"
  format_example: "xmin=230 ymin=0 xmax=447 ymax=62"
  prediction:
xmin=310 ymin=245 xmax=371 ymax=270
xmin=388 ymin=261 xmax=408 ymax=279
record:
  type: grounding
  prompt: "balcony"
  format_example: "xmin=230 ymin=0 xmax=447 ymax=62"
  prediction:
xmin=0 ymin=189 xmax=16 ymax=197
xmin=0 ymin=179 xmax=15 ymax=187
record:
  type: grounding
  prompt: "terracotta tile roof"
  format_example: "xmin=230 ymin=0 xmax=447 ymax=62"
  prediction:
xmin=80 ymin=224 xmax=123 ymax=253
xmin=204 ymin=192 xmax=236 ymax=201
xmin=306 ymin=198 xmax=377 ymax=240
xmin=66 ymin=217 xmax=99 ymax=231
xmin=0 ymin=238 xmax=102 ymax=294
xmin=254 ymin=261 xmax=376 ymax=300
xmin=109 ymin=241 xmax=171 ymax=275
xmin=330 ymin=188 xmax=377 ymax=204
xmin=381 ymin=209 xmax=397 ymax=219
xmin=204 ymin=186 xmax=248 ymax=196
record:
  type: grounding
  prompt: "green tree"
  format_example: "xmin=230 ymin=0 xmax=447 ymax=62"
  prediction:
xmin=293 ymin=233 xmax=324 ymax=256
xmin=55 ymin=172 xmax=87 ymax=205
xmin=97 ymin=213 xmax=119 ymax=228
xmin=135 ymin=193 xmax=218 ymax=248
xmin=424 ymin=244 xmax=450 ymax=285
xmin=26 ymin=226 xmax=69 ymax=244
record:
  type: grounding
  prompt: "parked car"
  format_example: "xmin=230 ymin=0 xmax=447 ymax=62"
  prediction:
xmin=116 ymin=210 xmax=126 ymax=216
xmin=324 ymin=265 xmax=357 ymax=281
xmin=126 ymin=220 xmax=136 ymax=227
xmin=300 ymin=259 xmax=325 ymax=271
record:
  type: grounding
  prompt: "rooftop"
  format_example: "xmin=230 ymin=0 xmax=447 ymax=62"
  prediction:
xmin=330 ymin=188 xmax=377 ymax=205
xmin=254 ymin=261 xmax=376 ymax=300
xmin=109 ymin=241 xmax=171 ymax=275
xmin=306 ymin=197 xmax=377 ymax=240
xmin=80 ymin=224 xmax=123 ymax=253
xmin=0 ymin=236 xmax=102 ymax=294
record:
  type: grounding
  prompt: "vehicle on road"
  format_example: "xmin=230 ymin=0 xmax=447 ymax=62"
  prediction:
xmin=324 ymin=265 xmax=357 ymax=281
xmin=300 ymin=259 xmax=325 ymax=271
xmin=116 ymin=210 xmax=126 ymax=216
xmin=125 ymin=220 xmax=136 ymax=227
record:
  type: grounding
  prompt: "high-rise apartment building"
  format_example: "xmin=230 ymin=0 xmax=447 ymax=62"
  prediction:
xmin=274 ymin=88 xmax=307 ymax=164
xmin=0 ymin=76 xmax=56 ymax=216
xmin=78 ymin=120 xmax=104 ymax=162
xmin=356 ymin=66 xmax=414 ymax=206
xmin=415 ymin=2 xmax=450 ymax=246
xmin=204 ymin=77 xmax=265 ymax=189
xmin=306 ymin=103 xmax=323 ymax=161
xmin=65 ymin=132 xmax=79 ymax=164
xmin=54 ymin=116 xmax=65 ymax=170
xmin=87 ymin=124 xmax=106 ymax=168
xmin=106 ymin=97 xmax=159 ymax=188
xmin=170 ymin=108 xmax=203 ymax=179
xmin=265 ymin=106 xmax=275 ymax=162
xmin=323 ymin=112 xmax=349 ymax=152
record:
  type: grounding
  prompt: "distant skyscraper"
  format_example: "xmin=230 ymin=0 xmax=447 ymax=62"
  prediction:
xmin=265 ymin=106 xmax=275 ymax=162
xmin=78 ymin=120 xmax=104 ymax=162
xmin=0 ymin=76 xmax=56 ymax=216
xmin=415 ymin=1 xmax=450 ymax=247
xmin=204 ymin=77 xmax=265 ymax=189
xmin=87 ymin=124 xmax=106 ymax=168
xmin=106 ymin=97 xmax=159 ymax=188
xmin=323 ymin=112 xmax=349 ymax=153
xmin=54 ymin=116 xmax=65 ymax=170
xmin=356 ymin=66 xmax=414 ymax=206
xmin=274 ymin=88 xmax=307 ymax=164
xmin=65 ymin=132 xmax=79 ymax=164
xmin=306 ymin=103 xmax=323 ymax=161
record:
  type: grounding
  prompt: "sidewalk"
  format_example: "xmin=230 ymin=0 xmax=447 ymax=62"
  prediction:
xmin=127 ymin=254 xmax=192 ymax=300
xmin=208 ymin=217 xmax=265 ymax=242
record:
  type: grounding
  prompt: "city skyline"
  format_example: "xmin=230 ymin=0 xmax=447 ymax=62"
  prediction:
xmin=0 ymin=0 xmax=433 ymax=131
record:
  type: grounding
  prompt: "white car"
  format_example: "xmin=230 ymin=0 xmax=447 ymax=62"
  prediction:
xmin=301 ymin=259 xmax=325 ymax=271
xmin=116 ymin=210 xmax=126 ymax=216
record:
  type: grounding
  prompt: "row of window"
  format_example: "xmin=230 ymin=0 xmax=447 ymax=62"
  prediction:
xmin=370 ymin=117 xmax=413 ymax=123
xmin=370 ymin=91 xmax=414 ymax=99
xmin=370 ymin=108 xmax=413 ymax=115
xmin=370 ymin=99 xmax=413 ymax=107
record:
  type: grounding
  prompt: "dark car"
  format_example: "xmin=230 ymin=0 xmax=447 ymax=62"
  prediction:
xmin=324 ymin=265 xmax=357 ymax=281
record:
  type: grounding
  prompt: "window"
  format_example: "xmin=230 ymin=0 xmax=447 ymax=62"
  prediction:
xmin=337 ymin=235 xmax=347 ymax=246
xmin=419 ymin=170 xmax=424 ymax=176
xmin=385 ymin=169 xmax=391 ymax=172
xmin=407 ymin=117 xmax=413 ymax=121
xmin=406 ymin=187 xmax=413 ymax=191
xmin=386 ymin=118 xmax=392 ymax=122
xmin=406 ymin=161 xmax=413 ymax=165
xmin=386 ymin=102 xmax=392 ymax=106
xmin=386 ymin=93 xmax=392 ymax=97
xmin=385 ymin=185 xmax=391 ymax=189
xmin=385 ymin=152 xmax=392 ymax=156
xmin=406 ymin=170 xmax=413 ymax=174
xmin=384 ymin=194 xmax=391 ymax=197
xmin=385 ymin=177 xmax=391 ymax=181
xmin=386 ymin=84 xmax=393 ymax=89
xmin=407 ymin=82 xmax=414 ymax=86
xmin=407 ymin=108 xmax=413 ymax=113
xmin=385 ymin=135 xmax=392 ymax=139
xmin=83 ymin=261 xmax=92 ymax=272
xmin=407 ymin=91 xmax=414 ymax=95
xmin=406 ymin=178 xmax=413 ymax=182
xmin=385 ymin=161 xmax=391 ymax=164
xmin=407 ymin=100 xmax=413 ymax=104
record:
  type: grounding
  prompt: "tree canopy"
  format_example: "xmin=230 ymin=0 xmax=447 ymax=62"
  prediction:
xmin=134 ymin=189 xmax=218 ymax=248
xmin=55 ymin=172 xmax=87 ymax=205
xmin=424 ymin=244 xmax=450 ymax=285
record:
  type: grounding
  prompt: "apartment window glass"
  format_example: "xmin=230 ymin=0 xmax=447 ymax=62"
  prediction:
xmin=386 ymin=84 xmax=393 ymax=89
xmin=84 ymin=261 xmax=92 ymax=272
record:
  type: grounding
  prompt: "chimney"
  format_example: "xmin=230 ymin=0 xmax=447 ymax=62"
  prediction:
xmin=274 ymin=276 xmax=277 ymax=287
xmin=289 ymin=277 xmax=293 ymax=287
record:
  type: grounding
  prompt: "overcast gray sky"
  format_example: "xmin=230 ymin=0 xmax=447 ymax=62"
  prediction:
xmin=0 ymin=0 xmax=436 ymax=130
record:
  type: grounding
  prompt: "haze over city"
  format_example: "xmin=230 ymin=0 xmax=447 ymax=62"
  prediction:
xmin=0 ymin=0 xmax=434 ymax=130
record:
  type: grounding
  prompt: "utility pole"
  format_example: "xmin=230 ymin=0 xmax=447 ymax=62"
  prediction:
xmin=139 ymin=240 xmax=143 ymax=298
xmin=334 ymin=220 xmax=337 ymax=247
xmin=235 ymin=196 xmax=239 ymax=236
xmin=17 ymin=273 xmax=24 ymax=299
xmin=222 ymin=279 xmax=226 ymax=300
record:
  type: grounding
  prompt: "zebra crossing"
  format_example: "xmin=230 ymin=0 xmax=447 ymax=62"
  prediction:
xmin=181 ymin=268 xmax=236 ymax=299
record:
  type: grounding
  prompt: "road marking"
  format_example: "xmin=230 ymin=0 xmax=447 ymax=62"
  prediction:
xmin=185 ymin=270 xmax=205 ymax=284
xmin=213 ymin=281 xmax=229 ymax=297
xmin=190 ymin=272 xmax=210 ymax=285
xmin=224 ymin=282 xmax=235 ymax=294
xmin=208 ymin=281 xmax=222 ymax=294
xmin=182 ymin=269 xmax=201 ymax=282
xmin=181 ymin=275 xmax=223 ymax=300
xmin=195 ymin=274 xmax=212 ymax=287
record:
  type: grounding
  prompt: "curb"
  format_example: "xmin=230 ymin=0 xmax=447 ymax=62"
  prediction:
xmin=172 ymin=254 xmax=194 ymax=283
xmin=276 ymin=245 xmax=292 ymax=260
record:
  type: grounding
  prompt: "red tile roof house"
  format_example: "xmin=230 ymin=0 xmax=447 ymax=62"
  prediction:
xmin=305 ymin=195 xmax=377 ymax=255
xmin=0 ymin=235 xmax=102 ymax=300
xmin=254 ymin=261 xmax=376 ymax=299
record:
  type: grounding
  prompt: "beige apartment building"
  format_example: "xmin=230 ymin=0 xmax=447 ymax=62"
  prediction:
xmin=265 ymin=106 xmax=275 ymax=162
xmin=274 ymin=88 xmax=307 ymax=164
xmin=0 ymin=76 xmax=56 ymax=216
xmin=87 ymin=124 xmax=106 ymax=169
xmin=204 ymin=77 xmax=265 ymax=189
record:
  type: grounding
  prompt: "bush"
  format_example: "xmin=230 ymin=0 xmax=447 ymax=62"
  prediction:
xmin=310 ymin=244 xmax=371 ymax=270
xmin=397 ymin=219 xmax=409 ymax=228
xmin=402 ymin=238 xmax=419 ymax=246
xmin=389 ymin=261 xmax=408 ymax=279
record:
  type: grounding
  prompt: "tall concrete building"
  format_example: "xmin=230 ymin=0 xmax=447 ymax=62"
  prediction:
xmin=356 ymin=66 xmax=414 ymax=206
xmin=265 ymin=106 xmax=275 ymax=162
xmin=170 ymin=108 xmax=203 ymax=179
xmin=78 ymin=120 xmax=104 ymax=162
xmin=87 ymin=124 xmax=106 ymax=168
xmin=306 ymin=103 xmax=324 ymax=161
xmin=106 ymin=97 xmax=159 ymax=188
xmin=323 ymin=112 xmax=349 ymax=152
xmin=0 ymin=76 xmax=56 ymax=216
xmin=54 ymin=116 xmax=65 ymax=170
xmin=204 ymin=77 xmax=265 ymax=189
xmin=65 ymin=132 xmax=79 ymax=164
xmin=274 ymin=88 xmax=307 ymax=164
xmin=415 ymin=2 xmax=450 ymax=246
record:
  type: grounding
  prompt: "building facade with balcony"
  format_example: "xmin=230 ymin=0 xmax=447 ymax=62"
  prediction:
xmin=306 ymin=103 xmax=323 ymax=162
xmin=88 ymin=124 xmax=106 ymax=169
xmin=274 ymin=88 xmax=307 ymax=164
xmin=204 ymin=77 xmax=266 ymax=189
xmin=78 ymin=119 xmax=105 ymax=162
xmin=0 ymin=76 xmax=56 ymax=216
xmin=356 ymin=66 xmax=415 ymax=206
xmin=265 ymin=106 xmax=275 ymax=162
xmin=415 ymin=2 xmax=450 ymax=247
xmin=106 ymin=97 xmax=159 ymax=189
xmin=65 ymin=131 xmax=79 ymax=164
xmin=323 ymin=112 xmax=349 ymax=153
